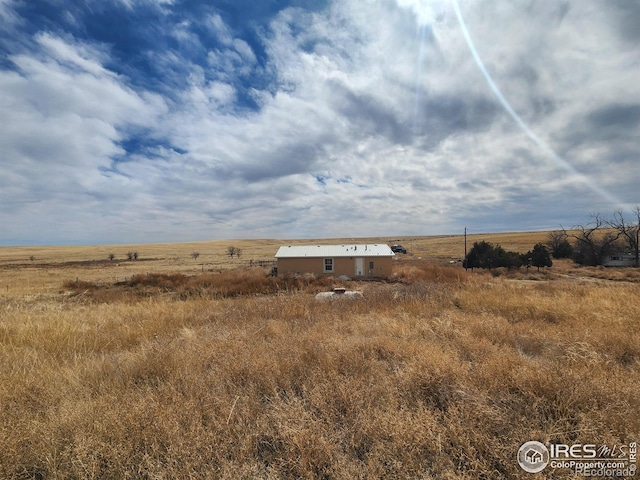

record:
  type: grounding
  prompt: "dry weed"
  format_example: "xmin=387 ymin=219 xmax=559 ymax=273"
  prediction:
xmin=0 ymin=262 xmax=638 ymax=478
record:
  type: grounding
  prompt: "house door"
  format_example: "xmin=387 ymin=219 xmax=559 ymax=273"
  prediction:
xmin=355 ymin=258 xmax=364 ymax=277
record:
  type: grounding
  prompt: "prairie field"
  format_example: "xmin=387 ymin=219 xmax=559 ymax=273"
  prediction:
xmin=0 ymin=233 xmax=638 ymax=479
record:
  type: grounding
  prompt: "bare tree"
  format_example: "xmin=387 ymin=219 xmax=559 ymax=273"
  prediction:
xmin=546 ymin=230 xmax=573 ymax=259
xmin=191 ymin=252 xmax=200 ymax=260
xmin=108 ymin=253 xmax=115 ymax=261
xmin=227 ymin=246 xmax=236 ymax=258
xmin=235 ymin=248 xmax=242 ymax=259
xmin=563 ymin=214 xmax=622 ymax=266
xmin=126 ymin=251 xmax=134 ymax=261
xmin=607 ymin=207 xmax=640 ymax=267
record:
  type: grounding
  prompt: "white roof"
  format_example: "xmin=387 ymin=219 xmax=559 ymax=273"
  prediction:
xmin=275 ymin=244 xmax=395 ymax=258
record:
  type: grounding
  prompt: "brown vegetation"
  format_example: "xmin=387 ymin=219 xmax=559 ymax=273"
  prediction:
xmin=62 ymin=270 xmax=344 ymax=302
xmin=0 ymin=236 xmax=639 ymax=478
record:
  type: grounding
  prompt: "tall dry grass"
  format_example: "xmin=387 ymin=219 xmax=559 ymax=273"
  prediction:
xmin=0 ymin=262 xmax=638 ymax=478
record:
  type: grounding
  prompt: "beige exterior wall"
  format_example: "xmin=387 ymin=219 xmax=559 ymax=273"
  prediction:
xmin=277 ymin=255 xmax=393 ymax=278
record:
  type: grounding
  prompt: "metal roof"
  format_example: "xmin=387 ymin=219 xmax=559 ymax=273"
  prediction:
xmin=275 ymin=244 xmax=395 ymax=258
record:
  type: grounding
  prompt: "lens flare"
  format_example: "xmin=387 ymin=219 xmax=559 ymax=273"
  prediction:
xmin=451 ymin=0 xmax=622 ymax=208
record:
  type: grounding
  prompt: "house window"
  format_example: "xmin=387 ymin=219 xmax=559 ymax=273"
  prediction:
xmin=324 ymin=258 xmax=334 ymax=272
xmin=369 ymin=261 xmax=374 ymax=269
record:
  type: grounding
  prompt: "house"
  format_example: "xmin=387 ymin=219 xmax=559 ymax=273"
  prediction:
xmin=274 ymin=244 xmax=395 ymax=278
xmin=602 ymin=252 xmax=637 ymax=267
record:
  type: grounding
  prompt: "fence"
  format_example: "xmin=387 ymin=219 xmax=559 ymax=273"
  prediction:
xmin=247 ymin=259 xmax=277 ymax=268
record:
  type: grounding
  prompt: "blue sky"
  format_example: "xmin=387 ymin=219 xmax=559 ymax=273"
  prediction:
xmin=1 ymin=0 xmax=638 ymax=246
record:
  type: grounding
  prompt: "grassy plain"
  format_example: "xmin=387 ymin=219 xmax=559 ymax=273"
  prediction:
xmin=0 ymin=232 xmax=638 ymax=478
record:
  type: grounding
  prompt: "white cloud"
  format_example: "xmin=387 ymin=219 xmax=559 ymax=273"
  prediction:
xmin=142 ymin=0 xmax=637 ymax=238
xmin=0 ymin=0 xmax=22 ymax=31
xmin=1 ymin=0 xmax=638 ymax=244
xmin=115 ymin=0 xmax=174 ymax=9
xmin=206 ymin=13 xmax=234 ymax=45
xmin=232 ymin=39 xmax=257 ymax=64
xmin=0 ymin=33 xmax=167 ymax=237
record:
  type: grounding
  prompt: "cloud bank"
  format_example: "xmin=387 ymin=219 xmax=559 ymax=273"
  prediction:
xmin=1 ymin=0 xmax=638 ymax=245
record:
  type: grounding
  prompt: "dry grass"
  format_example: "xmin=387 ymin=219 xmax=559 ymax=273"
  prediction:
xmin=61 ymin=270 xmax=345 ymax=303
xmin=1 ymin=236 xmax=639 ymax=478
xmin=0 ymin=231 xmax=551 ymax=293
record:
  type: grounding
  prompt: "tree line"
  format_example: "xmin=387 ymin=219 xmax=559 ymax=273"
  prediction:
xmin=463 ymin=241 xmax=552 ymax=271
xmin=464 ymin=208 xmax=640 ymax=270
xmin=557 ymin=208 xmax=640 ymax=266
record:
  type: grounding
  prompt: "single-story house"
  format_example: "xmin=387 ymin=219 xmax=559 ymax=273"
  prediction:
xmin=274 ymin=244 xmax=395 ymax=278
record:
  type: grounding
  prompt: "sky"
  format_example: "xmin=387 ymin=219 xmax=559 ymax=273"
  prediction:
xmin=1 ymin=0 xmax=638 ymax=246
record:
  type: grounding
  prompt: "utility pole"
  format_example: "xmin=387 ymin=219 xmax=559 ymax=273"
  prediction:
xmin=464 ymin=227 xmax=467 ymax=270
xmin=464 ymin=227 xmax=467 ymax=257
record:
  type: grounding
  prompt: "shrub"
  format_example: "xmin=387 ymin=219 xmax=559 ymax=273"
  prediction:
xmin=4 ymin=270 xmax=638 ymax=478
xmin=463 ymin=241 xmax=523 ymax=270
xmin=63 ymin=269 xmax=353 ymax=302
xmin=528 ymin=243 xmax=553 ymax=271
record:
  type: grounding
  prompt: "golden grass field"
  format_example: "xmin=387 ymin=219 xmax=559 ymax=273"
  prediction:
xmin=1 ymin=232 xmax=638 ymax=479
